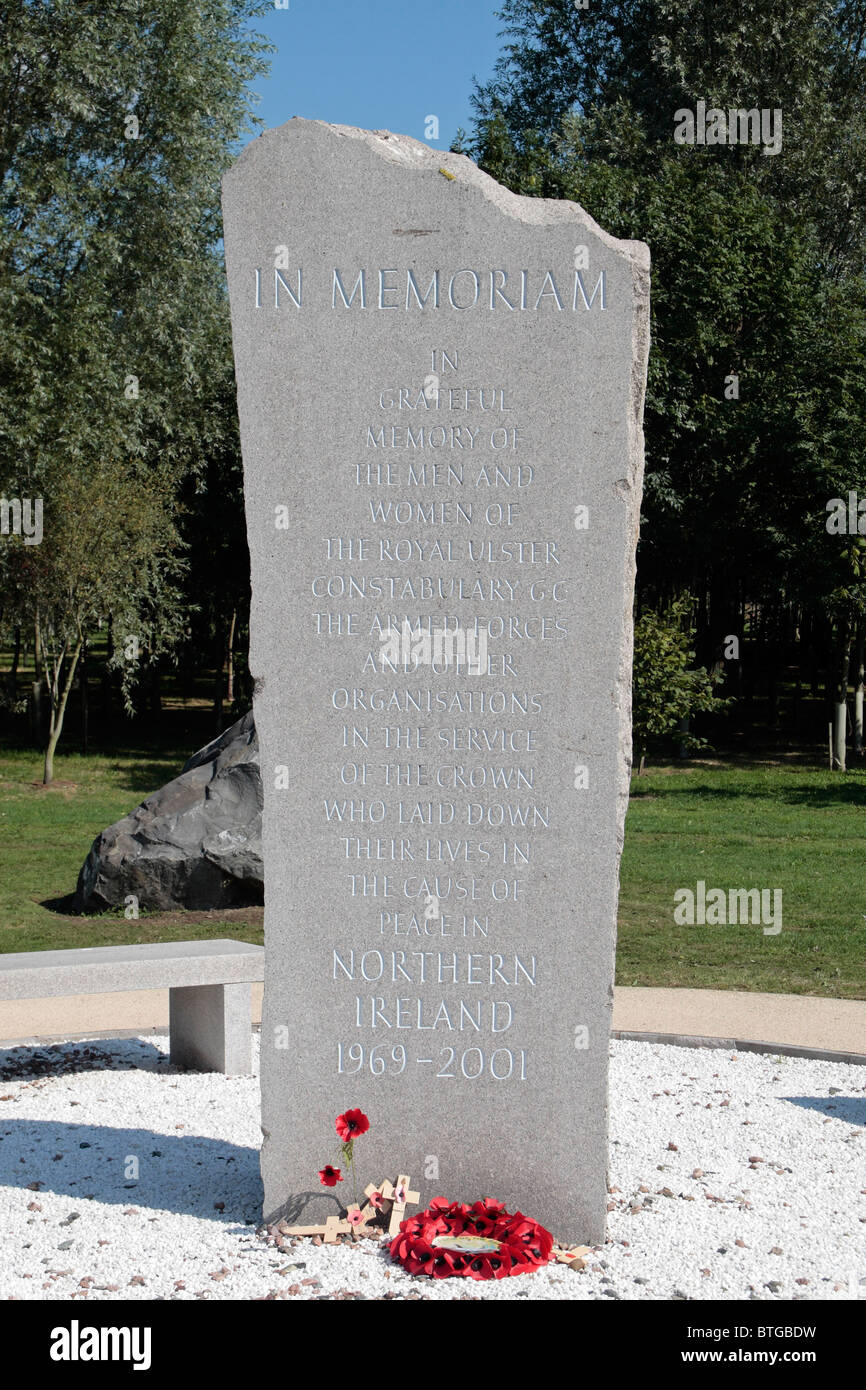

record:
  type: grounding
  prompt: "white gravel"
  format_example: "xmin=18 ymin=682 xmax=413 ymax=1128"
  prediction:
xmin=0 ymin=1034 xmax=863 ymax=1301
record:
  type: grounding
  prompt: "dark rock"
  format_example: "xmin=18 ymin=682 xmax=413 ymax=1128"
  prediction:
xmin=73 ymin=712 xmax=263 ymax=912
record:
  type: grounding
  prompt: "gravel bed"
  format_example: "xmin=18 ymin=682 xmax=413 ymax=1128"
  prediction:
xmin=0 ymin=1035 xmax=863 ymax=1301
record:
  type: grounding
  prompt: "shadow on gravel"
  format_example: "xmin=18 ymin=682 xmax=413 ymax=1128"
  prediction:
xmin=0 ymin=1036 xmax=262 ymax=1219
xmin=782 ymin=1095 xmax=866 ymax=1126
xmin=0 ymin=1038 xmax=170 ymax=1080
xmin=0 ymin=1118 xmax=262 ymax=1220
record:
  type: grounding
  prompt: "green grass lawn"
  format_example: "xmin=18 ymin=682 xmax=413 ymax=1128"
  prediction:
xmin=618 ymin=760 xmax=866 ymax=998
xmin=0 ymin=743 xmax=863 ymax=998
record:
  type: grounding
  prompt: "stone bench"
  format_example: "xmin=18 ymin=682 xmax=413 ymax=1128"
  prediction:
xmin=0 ymin=939 xmax=264 ymax=1075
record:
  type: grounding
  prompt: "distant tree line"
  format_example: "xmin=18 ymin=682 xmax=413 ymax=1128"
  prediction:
xmin=2 ymin=1 xmax=865 ymax=776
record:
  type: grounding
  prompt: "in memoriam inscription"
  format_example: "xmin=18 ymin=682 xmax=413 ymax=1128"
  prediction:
xmin=223 ymin=119 xmax=650 ymax=1243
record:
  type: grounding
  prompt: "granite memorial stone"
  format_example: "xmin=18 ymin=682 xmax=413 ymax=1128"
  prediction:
xmin=223 ymin=119 xmax=650 ymax=1243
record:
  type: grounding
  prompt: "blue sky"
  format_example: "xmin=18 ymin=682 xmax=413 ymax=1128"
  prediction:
xmin=245 ymin=0 xmax=504 ymax=150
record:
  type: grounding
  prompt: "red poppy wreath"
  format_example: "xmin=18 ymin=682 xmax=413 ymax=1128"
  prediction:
xmin=390 ymin=1197 xmax=554 ymax=1280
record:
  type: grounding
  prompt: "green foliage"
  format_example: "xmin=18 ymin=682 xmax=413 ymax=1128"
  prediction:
xmin=474 ymin=0 xmax=866 ymax=272
xmin=42 ymin=458 xmax=183 ymax=692
xmin=632 ymin=596 xmax=726 ymax=759
xmin=0 ymin=0 xmax=272 ymax=484
xmin=0 ymin=0 xmax=272 ymax=750
xmin=463 ymin=2 xmax=866 ymax=695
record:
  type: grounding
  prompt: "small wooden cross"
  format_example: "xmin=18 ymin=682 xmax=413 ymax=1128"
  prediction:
xmin=364 ymin=1181 xmax=387 ymax=1212
xmin=384 ymin=1174 xmax=421 ymax=1236
xmin=364 ymin=1175 xmax=420 ymax=1233
xmin=290 ymin=1205 xmax=378 ymax=1244
xmin=283 ymin=1173 xmax=420 ymax=1243
xmin=323 ymin=1214 xmax=351 ymax=1243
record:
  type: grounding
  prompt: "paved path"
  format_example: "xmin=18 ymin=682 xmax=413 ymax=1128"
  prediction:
xmin=613 ymin=986 xmax=866 ymax=1057
xmin=0 ymin=984 xmax=863 ymax=1056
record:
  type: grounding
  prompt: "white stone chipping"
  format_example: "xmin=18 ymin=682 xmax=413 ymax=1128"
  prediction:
xmin=0 ymin=1036 xmax=862 ymax=1301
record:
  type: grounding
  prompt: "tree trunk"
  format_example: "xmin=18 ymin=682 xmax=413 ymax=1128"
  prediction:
xmin=226 ymin=607 xmax=237 ymax=708
xmin=148 ymin=657 xmax=162 ymax=715
xmin=29 ymin=680 xmax=42 ymax=742
xmin=854 ymin=622 xmax=864 ymax=756
xmin=6 ymin=627 xmax=17 ymax=696
xmin=102 ymin=613 xmax=115 ymax=721
xmin=833 ymin=615 xmax=852 ymax=772
xmin=81 ymin=637 xmax=89 ymax=754
xmin=33 ymin=608 xmax=43 ymax=683
xmin=6 ymin=625 xmax=21 ymax=702
xmin=31 ymin=608 xmax=45 ymax=739
xmin=677 ymin=715 xmax=689 ymax=759
xmin=834 ymin=701 xmax=847 ymax=772
xmin=214 ymin=625 xmax=224 ymax=729
xmin=767 ymin=666 xmax=778 ymax=728
xmin=43 ymin=635 xmax=84 ymax=785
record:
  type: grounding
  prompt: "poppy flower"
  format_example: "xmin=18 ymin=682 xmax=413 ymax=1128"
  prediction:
xmin=335 ymin=1108 xmax=370 ymax=1141
xmin=368 ymin=1191 xmax=385 ymax=1211
xmin=472 ymin=1198 xmax=506 ymax=1218
xmin=469 ymin=1213 xmax=497 ymax=1237
xmin=318 ymin=1165 xmax=343 ymax=1187
xmin=346 ymin=1206 xmax=365 ymax=1228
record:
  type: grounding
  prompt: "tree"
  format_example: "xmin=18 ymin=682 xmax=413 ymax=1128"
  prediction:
xmin=175 ymin=350 xmax=253 ymax=728
xmin=4 ymin=457 xmax=183 ymax=782
xmin=473 ymin=0 xmax=866 ymax=274
xmin=461 ymin=3 xmax=866 ymax=757
xmin=0 ymin=0 xmax=271 ymax=771
xmin=632 ymin=596 xmax=727 ymax=771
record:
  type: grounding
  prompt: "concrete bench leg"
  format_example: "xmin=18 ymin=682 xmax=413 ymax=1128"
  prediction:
xmin=169 ymin=982 xmax=251 ymax=1075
